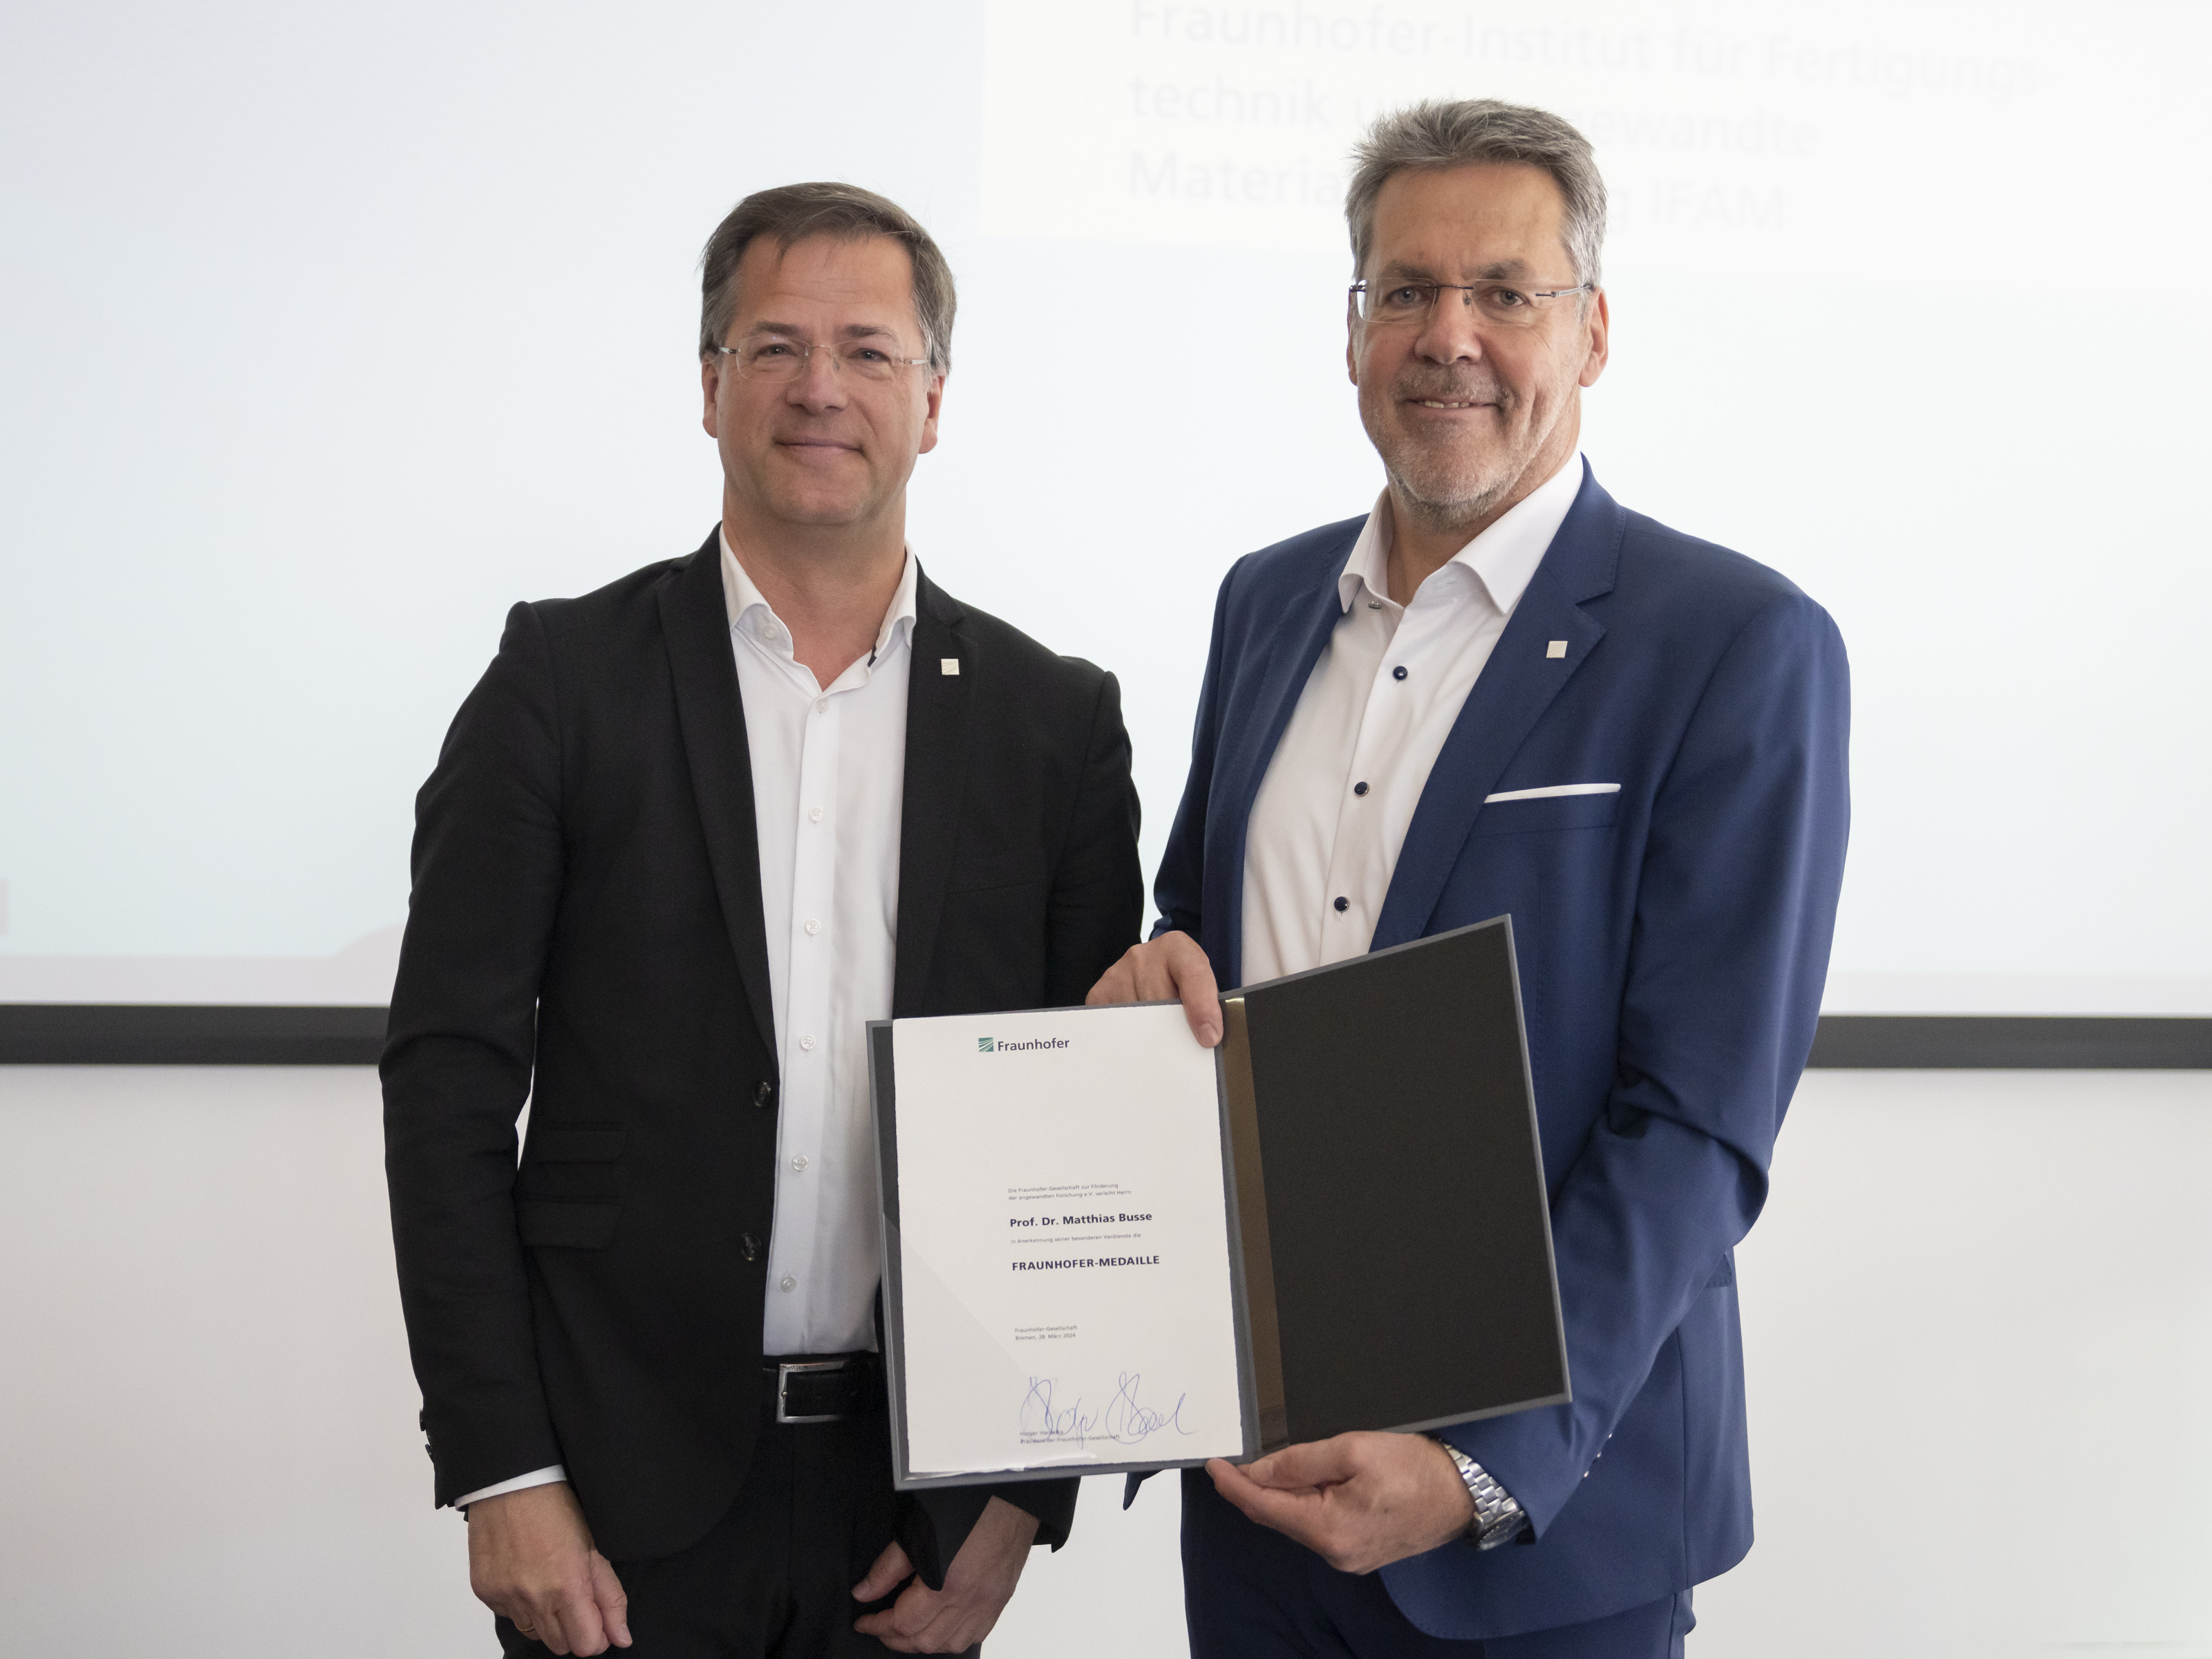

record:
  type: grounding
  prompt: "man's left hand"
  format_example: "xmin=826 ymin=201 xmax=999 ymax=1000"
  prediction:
xmin=1206 ymin=1432 xmax=1476 ymax=1575
xmin=851 ymin=1494 xmax=1041 ymax=1653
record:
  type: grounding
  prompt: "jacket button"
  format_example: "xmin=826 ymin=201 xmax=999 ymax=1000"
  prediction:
xmin=742 ymin=1232 xmax=761 ymax=1262
xmin=754 ymin=1080 xmax=775 ymax=1109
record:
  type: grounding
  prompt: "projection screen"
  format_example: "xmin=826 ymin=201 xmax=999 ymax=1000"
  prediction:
xmin=1 ymin=0 xmax=2205 ymax=1015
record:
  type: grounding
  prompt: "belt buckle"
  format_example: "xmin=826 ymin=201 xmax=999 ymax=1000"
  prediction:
xmin=776 ymin=1358 xmax=850 ymax=1425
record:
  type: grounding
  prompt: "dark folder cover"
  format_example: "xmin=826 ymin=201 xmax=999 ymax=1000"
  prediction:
xmin=1219 ymin=913 xmax=1569 ymax=1451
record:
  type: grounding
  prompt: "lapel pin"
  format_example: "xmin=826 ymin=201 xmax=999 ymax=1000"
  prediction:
xmin=941 ymin=658 xmax=960 ymax=675
xmin=1546 ymin=640 xmax=1568 ymax=659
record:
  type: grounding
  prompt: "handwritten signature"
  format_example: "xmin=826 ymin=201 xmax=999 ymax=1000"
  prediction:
xmin=1019 ymin=1373 xmax=1192 ymax=1447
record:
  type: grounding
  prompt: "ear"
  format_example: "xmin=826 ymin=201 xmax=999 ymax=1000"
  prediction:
xmin=1346 ymin=295 xmax=1362 ymax=388
xmin=702 ymin=355 xmax=724 ymax=439
xmin=917 ymin=370 xmax=946 ymax=457
xmin=1577 ymin=289 xmax=1611 ymax=389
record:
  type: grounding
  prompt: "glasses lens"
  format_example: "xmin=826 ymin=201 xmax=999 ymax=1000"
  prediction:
xmin=738 ymin=337 xmax=806 ymax=379
xmin=1361 ymin=281 xmax=1435 ymax=324
xmin=836 ymin=344 xmax=901 ymax=382
xmin=1471 ymin=283 xmax=1542 ymax=326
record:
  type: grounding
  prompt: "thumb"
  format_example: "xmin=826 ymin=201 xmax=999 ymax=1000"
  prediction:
xmin=1244 ymin=1438 xmax=1354 ymax=1491
xmin=589 ymin=1552 xmax=631 ymax=1648
xmin=852 ymin=1538 xmax=914 ymax=1602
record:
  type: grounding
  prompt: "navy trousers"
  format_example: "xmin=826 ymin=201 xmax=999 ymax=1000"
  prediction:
xmin=1181 ymin=1469 xmax=1694 ymax=1659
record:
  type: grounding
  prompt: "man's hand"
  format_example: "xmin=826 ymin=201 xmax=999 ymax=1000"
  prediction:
xmin=1206 ymin=1433 xmax=1475 ymax=1575
xmin=1087 ymin=929 xmax=1222 ymax=1047
xmin=850 ymin=1494 xmax=1040 ymax=1653
xmin=467 ymin=1482 xmax=632 ymax=1654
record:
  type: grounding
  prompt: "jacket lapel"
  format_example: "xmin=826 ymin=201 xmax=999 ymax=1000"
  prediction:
xmin=893 ymin=568 xmax=975 ymax=1018
xmin=1370 ymin=467 xmax=1627 ymax=950
xmin=1208 ymin=543 xmax=1356 ymax=987
xmin=657 ymin=529 xmax=779 ymax=1060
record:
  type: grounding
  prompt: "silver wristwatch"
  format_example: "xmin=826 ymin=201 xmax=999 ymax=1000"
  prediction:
xmin=1432 ymin=1438 xmax=1528 ymax=1550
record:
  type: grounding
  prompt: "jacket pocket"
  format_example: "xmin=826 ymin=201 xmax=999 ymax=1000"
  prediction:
xmin=946 ymin=846 xmax=1049 ymax=892
xmin=516 ymin=1198 xmax=619 ymax=1250
xmin=1469 ymin=791 xmax=1621 ymax=836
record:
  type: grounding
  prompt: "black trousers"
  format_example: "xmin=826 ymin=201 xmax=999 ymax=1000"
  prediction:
xmin=496 ymin=1390 xmax=974 ymax=1659
xmin=1181 ymin=1468 xmax=1694 ymax=1659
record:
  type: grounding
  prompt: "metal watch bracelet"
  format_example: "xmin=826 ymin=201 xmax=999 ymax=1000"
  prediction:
xmin=1431 ymin=1438 xmax=1529 ymax=1550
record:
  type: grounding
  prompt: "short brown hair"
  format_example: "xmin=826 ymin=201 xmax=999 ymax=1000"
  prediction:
xmin=697 ymin=182 xmax=955 ymax=370
xmin=1347 ymin=100 xmax=1606 ymax=292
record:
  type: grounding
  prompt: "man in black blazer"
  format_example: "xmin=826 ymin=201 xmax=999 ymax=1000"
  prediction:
xmin=384 ymin=182 xmax=1141 ymax=1656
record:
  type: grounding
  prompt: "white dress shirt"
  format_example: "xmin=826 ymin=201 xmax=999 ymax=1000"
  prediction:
xmin=456 ymin=533 xmax=915 ymax=1509
xmin=1240 ymin=454 xmax=1584 ymax=985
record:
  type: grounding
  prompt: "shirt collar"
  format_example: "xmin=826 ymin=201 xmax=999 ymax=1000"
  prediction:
xmin=719 ymin=527 xmax=919 ymax=659
xmin=1337 ymin=452 xmax=1586 ymax=617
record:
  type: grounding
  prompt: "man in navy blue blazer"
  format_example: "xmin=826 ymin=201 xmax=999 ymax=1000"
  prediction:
xmin=1089 ymin=100 xmax=1850 ymax=1656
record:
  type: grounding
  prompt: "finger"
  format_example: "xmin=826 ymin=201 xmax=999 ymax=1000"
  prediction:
xmin=588 ymin=1552 xmax=631 ymax=1648
xmin=1129 ymin=944 xmax=1180 ymax=1004
xmin=551 ymin=1582 xmax=610 ymax=1657
xmin=852 ymin=1539 xmax=915 ymax=1602
xmin=529 ymin=1602 xmax=574 ymax=1656
xmin=1084 ymin=956 xmax=1132 ymax=1006
xmin=885 ymin=1580 xmax=973 ymax=1655
xmin=1165 ymin=937 xmax=1222 ymax=1047
xmin=1245 ymin=1437 xmax=1358 ymax=1490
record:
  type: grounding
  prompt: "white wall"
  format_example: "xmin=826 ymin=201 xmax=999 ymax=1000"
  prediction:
xmin=3 ymin=1065 xmax=2207 ymax=1656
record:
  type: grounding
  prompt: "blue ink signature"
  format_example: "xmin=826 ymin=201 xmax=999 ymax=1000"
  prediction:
xmin=1020 ymin=1374 xmax=1192 ymax=1448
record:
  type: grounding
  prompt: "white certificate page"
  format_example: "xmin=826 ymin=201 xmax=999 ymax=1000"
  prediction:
xmin=888 ymin=1003 xmax=1246 ymax=1477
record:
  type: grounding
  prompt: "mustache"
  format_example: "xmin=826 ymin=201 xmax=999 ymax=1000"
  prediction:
xmin=1391 ymin=369 xmax=1506 ymax=405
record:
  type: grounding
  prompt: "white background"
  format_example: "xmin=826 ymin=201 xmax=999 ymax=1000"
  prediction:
xmin=1 ymin=0 xmax=2207 ymax=1010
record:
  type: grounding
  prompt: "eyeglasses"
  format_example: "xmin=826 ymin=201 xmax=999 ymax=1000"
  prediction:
xmin=712 ymin=335 xmax=933 ymax=384
xmin=1351 ymin=279 xmax=1593 ymax=328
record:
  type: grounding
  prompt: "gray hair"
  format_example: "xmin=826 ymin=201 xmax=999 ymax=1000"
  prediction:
xmin=1347 ymin=100 xmax=1606 ymax=292
xmin=698 ymin=182 xmax=955 ymax=371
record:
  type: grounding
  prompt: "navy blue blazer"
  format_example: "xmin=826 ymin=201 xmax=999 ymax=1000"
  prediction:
xmin=1152 ymin=463 xmax=1850 ymax=1639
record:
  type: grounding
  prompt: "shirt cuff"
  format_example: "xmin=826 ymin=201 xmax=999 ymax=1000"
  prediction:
xmin=454 ymin=1465 xmax=568 ymax=1510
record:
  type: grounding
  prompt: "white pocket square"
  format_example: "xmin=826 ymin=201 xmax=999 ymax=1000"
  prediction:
xmin=1484 ymin=782 xmax=1622 ymax=803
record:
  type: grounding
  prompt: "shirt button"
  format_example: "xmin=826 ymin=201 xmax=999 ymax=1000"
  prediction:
xmin=799 ymin=1033 xmax=817 ymax=1052
xmin=1392 ymin=665 xmax=1408 ymax=681
xmin=808 ymin=806 xmax=824 ymax=823
xmin=815 ymin=697 xmax=829 ymax=713
xmin=780 ymin=1275 xmax=797 ymax=1293
xmin=1333 ymin=896 xmax=1350 ymax=913
xmin=1353 ymin=781 xmax=1369 ymax=796
xmin=791 ymin=1154 xmax=810 ymax=1172
xmin=804 ymin=919 xmax=822 ymax=936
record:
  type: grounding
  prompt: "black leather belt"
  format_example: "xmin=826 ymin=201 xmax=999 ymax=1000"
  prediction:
xmin=764 ymin=1353 xmax=875 ymax=1424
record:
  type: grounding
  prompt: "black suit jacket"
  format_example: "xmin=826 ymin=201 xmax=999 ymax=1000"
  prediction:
xmin=383 ymin=529 xmax=1142 ymax=1578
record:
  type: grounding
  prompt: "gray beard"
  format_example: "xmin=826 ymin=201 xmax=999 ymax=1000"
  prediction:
xmin=1384 ymin=453 xmax=1517 ymax=538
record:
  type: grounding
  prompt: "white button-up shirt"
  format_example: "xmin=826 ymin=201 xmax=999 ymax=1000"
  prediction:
xmin=720 ymin=532 xmax=912 ymax=1359
xmin=456 ymin=533 xmax=914 ymax=1508
xmin=1240 ymin=455 xmax=1584 ymax=984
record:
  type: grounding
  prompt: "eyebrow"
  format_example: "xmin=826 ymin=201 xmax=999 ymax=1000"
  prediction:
xmin=744 ymin=319 xmax=902 ymax=342
xmin=1374 ymin=257 xmax=1537 ymax=283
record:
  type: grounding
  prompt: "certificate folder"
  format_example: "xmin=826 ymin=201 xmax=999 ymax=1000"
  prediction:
xmin=868 ymin=915 xmax=1568 ymax=1491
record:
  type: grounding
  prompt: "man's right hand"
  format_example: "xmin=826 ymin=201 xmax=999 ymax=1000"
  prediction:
xmin=1087 ymin=930 xmax=1223 ymax=1047
xmin=467 ymin=1482 xmax=632 ymax=1655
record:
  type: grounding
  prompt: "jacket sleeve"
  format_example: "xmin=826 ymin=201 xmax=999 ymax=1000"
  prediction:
xmin=382 ymin=601 xmax=568 ymax=1508
xmin=901 ymin=1479 xmax=1081 ymax=1591
xmin=1442 ymin=592 xmax=1851 ymax=1535
xmin=1151 ymin=563 xmax=1240 ymax=944
xmin=1042 ymin=668 xmax=1145 ymax=1007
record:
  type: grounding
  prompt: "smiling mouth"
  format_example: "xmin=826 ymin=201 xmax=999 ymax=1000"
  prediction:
xmin=1407 ymin=397 xmax=1492 ymax=411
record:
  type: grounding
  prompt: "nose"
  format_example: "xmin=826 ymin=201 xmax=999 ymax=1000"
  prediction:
xmin=1412 ymin=291 xmax=1485 ymax=366
xmin=786 ymin=344 xmax=848 ymax=411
